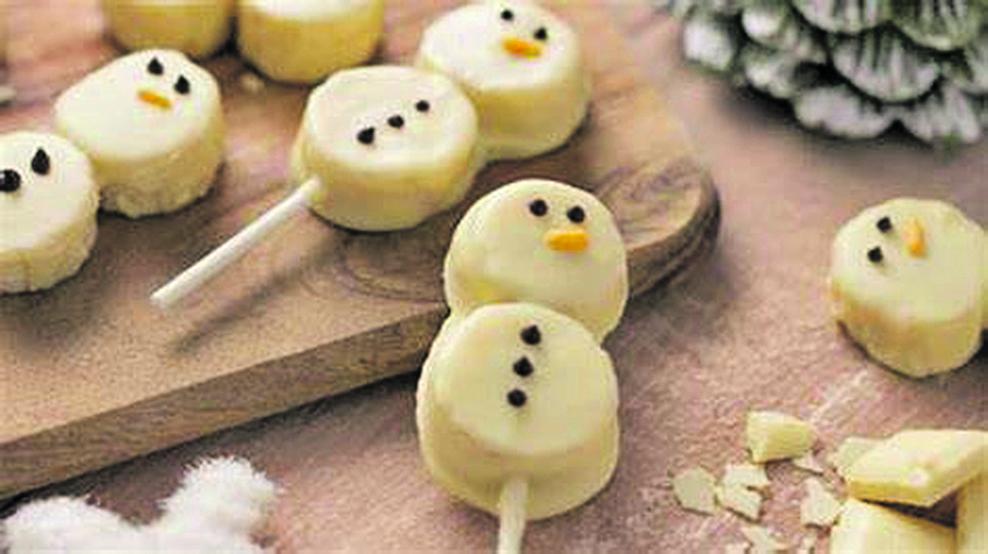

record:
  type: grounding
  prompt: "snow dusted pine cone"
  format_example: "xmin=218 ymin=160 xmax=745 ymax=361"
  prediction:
xmin=658 ymin=0 xmax=987 ymax=145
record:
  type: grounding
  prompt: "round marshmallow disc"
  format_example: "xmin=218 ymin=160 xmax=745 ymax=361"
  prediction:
xmin=55 ymin=49 xmax=224 ymax=217
xmin=417 ymin=303 xmax=619 ymax=519
xmin=102 ymin=0 xmax=235 ymax=59
xmin=292 ymin=65 xmax=482 ymax=231
xmin=444 ymin=179 xmax=628 ymax=340
xmin=830 ymin=198 xmax=985 ymax=376
xmin=417 ymin=1 xmax=590 ymax=159
xmin=432 ymin=304 xmax=618 ymax=456
xmin=238 ymin=0 xmax=385 ymax=84
xmin=0 ymin=132 xmax=98 ymax=293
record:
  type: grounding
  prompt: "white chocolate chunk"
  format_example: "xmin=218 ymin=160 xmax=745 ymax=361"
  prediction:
xmin=102 ymin=0 xmax=235 ymax=59
xmin=740 ymin=525 xmax=787 ymax=553
xmin=417 ymin=1 xmax=590 ymax=160
xmin=828 ymin=437 xmax=880 ymax=478
xmin=0 ymin=132 xmax=98 ymax=294
xmin=800 ymin=478 xmax=841 ymax=527
xmin=792 ymin=453 xmax=825 ymax=474
xmin=844 ymin=429 xmax=987 ymax=507
xmin=444 ymin=179 xmax=628 ymax=341
xmin=830 ymin=498 xmax=955 ymax=553
xmin=238 ymin=0 xmax=384 ymax=84
xmin=716 ymin=484 xmax=762 ymax=520
xmin=672 ymin=468 xmax=717 ymax=515
xmin=746 ymin=411 xmax=816 ymax=463
xmin=723 ymin=463 xmax=771 ymax=489
xmin=416 ymin=303 xmax=619 ymax=520
xmin=55 ymin=50 xmax=224 ymax=218
xmin=958 ymin=473 xmax=987 ymax=554
xmin=292 ymin=66 xmax=483 ymax=231
xmin=830 ymin=198 xmax=986 ymax=376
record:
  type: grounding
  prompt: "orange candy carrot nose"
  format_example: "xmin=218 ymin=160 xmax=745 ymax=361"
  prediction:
xmin=138 ymin=89 xmax=172 ymax=110
xmin=502 ymin=37 xmax=542 ymax=59
xmin=545 ymin=228 xmax=589 ymax=252
xmin=903 ymin=217 xmax=926 ymax=257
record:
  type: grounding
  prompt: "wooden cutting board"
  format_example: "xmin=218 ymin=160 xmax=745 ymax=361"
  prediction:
xmin=0 ymin=0 xmax=718 ymax=498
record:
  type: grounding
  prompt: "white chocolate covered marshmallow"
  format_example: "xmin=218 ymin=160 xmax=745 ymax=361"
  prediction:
xmin=830 ymin=198 xmax=986 ymax=377
xmin=102 ymin=0 xmax=235 ymax=59
xmin=55 ymin=50 xmax=224 ymax=218
xmin=0 ymin=132 xmax=98 ymax=294
xmin=444 ymin=179 xmax=628 ymax=341
xmin=417 ymin=1 xmax=590 ymax=160
xmin=237 ymin=0 xmax=385 ymax=84
xmin=292 ymin=65 xmax=483 ymax=231
xmin=416 ymin=302 xmax=620 ymax=521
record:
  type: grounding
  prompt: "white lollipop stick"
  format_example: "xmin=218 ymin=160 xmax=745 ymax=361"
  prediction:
xmin=497 ymin=477 xmax=529 ymax=554
xmin=151 ymin=178 xmax=322 ymax=309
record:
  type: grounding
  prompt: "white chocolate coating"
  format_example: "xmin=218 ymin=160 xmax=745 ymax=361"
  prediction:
xmin=417 ymin=1 xmax=590 ymax=160
xmin=291 ymin=66 xmax=483 ymax=231
xmin=102 ymin=0 xmax=235 ymax=59
xmin=444 ymin=179 xmax=628 ymax=341
xmin=829 ymin=198 xmax=986 ymax=377
xmin=55 ymin=50 xmax=224 ymax=218
xmin=237 ymin=0 xmax=385 ymax=84
xmin=0 ymin=132 xmax=98 ymax=294
xmin=417 ymin=303 xmax=619 ymax=520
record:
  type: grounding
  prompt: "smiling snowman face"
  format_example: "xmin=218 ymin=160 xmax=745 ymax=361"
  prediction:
xmin=830 ymin=198 xmax=986 ymax=376
xmin=444 ymin=179 xmax=628 ymax=341
xmin=417 ymin=1 xmax=590 ymax=159
xmin=417 ymin=302 xmax=619 ymax=519
xmin=0 ymin=132 xmax=98 ymax=293
xmin=292 ymin=65 xmax=483 ymax=230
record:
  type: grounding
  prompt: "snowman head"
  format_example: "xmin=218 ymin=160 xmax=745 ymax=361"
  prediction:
xmin=419 ymin=1 xmax=582 ymax=90
xmin=430 ymin=302 xmax=618 ymax=458
xmin=0 ymin=132 xmax=96 ymax=257
xmin=444 ymin=179 xmax=628 ymax=341
xmin=55 ymin=49 xmax=221 ymax=161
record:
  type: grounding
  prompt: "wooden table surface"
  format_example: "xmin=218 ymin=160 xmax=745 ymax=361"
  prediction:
xmin=2 ymin=3 xmax=985 ymax=552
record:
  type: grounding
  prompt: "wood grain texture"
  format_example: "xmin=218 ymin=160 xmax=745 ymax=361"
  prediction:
xmin=0 ymin=1 xmax=718 ymax=498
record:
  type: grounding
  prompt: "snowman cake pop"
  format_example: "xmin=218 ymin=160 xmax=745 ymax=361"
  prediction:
xmin=151 ymin=65 xmax=482 ymax=308
xmin=0 ymin=132 xmax=98 ymax=294
xmin=55 ymin=49 xmax=225 ymax=218
xmin=417 ymin=1 xmax=591 ymax=160
xmin=238 ymin=0 xmax=385 ymax=84
xmin=417 ymin=302 xmax=620 ymax=553
xmin=829 ymin=198 xmax=986 ymax=377
xmin=444 ymin=179 xmax=628 ymax=341
xmin=102 ymin=0 xmax=236 ymax=59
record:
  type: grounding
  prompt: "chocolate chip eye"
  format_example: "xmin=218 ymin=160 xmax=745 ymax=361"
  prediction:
xmin=388 ymin=115 xmax=405 ymax=129
xmin=567 ymin=206 xmax=585 ymax=223
xmin=534 ymin=27 xmax=548 ymax=41
xmin=520 ymin=325 xmax=541 ymax=345
xmin=513 ymin=357 xmax=534 ymax=377
xmin=357 ymin=127 xmax=376 ymax=145
xmin=500 ymin=8 xmax=514 ymax=21
xmin=147 ymin=57 xmax=164 ymax=76
xmin=867 ymin=246 xmax=883 ymax=263
xmin=31 ymin=148 xmax=51 ymax=175
xmin=507 ymin=388 xmax=527 ymax=407
xmin=876 ymin=216 xmax=892 ymax=233
xmin=174 ymin=75 xmax=190 ymax=95
xmin=529 ymin=198 xmax=548 ymax=217
xmin=0 ymin=169 xmax=22 ymax=192
xmin=415 ymin=99 xmax=431 ymax=113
